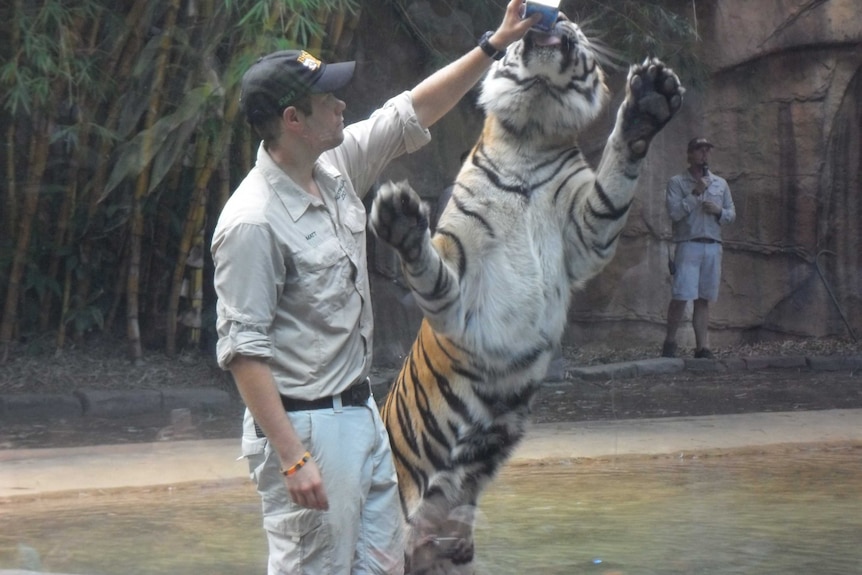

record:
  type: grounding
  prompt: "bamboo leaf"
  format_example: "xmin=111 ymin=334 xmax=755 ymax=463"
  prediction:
xmin=100 ymin=84 xmax=218 ymax=202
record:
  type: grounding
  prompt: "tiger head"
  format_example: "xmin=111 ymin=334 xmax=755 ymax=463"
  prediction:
xmin=477 ymin=13 xmax=609 ymax=142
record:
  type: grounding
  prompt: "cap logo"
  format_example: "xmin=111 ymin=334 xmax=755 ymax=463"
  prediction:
xmin=274 ymin=51 xmax=324 ymax=108
xmin=297 ymin=50 xmax=321 ymax=71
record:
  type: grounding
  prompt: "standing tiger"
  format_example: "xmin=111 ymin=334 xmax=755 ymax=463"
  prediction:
xmin=370 ymin=12 xmax=683 ymax=575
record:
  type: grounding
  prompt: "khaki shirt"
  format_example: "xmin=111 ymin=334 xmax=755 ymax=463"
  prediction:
xmin=666 ymin=171 xmax=736 ymax=243
xmin=212 ymin=91 xmax=430 ymax=400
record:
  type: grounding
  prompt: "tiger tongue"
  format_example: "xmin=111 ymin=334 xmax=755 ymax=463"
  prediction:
xmin=532 ymin=33 xmax=562 ymax=47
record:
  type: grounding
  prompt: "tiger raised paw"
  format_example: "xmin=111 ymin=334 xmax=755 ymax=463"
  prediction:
xmin=620 ymin=58 xmax=684 ymax=159
xmin=370 ymin=180 xmax=430 ymax=266
xmin=371 ymin=11 xmax=682 ymax=575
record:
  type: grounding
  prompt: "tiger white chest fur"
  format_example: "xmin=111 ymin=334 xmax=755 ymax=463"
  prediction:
xmin=434 ymin=147 xmax=590 ymax=383
xmin=371 ymin=14 xmax=682 ymax=574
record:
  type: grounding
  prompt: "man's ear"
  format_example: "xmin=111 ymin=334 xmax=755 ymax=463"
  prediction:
xmin=282 ymin=106 xmax=304 ymax=133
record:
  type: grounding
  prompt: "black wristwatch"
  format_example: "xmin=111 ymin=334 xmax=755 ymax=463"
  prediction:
xmin=478 ymin=31 xmax=505 ymax=60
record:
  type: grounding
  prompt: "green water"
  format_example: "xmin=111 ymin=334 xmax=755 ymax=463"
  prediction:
xmin=2 ymin=447 xmax=861 ymax=574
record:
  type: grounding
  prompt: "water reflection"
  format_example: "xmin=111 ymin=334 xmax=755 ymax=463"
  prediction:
xmin=2 ymin=447 xmax=861 ymax=574
xmin=1 ymin=480 xmax=267 ymax=575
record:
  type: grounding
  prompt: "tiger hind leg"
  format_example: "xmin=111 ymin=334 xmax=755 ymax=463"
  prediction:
xmin=407 ymin=499 xmax=476 ymax=575
xmin=405 ymin=417 xmax=529 ymax=574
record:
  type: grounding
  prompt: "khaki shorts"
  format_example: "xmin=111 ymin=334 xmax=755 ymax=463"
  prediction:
xmin=242 ymin=398 xmax=405 ymax=575
xmin=671 ymin=241 xmax=722 ymax=302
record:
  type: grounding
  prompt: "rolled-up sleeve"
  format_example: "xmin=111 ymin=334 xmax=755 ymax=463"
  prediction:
xmin=327 ymin=91 xmax=432 ymax=198
xmin=212 ymin=221 xmax=282 ymax=369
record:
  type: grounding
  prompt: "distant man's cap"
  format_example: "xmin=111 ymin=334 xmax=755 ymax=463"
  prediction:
xmin=687 ymin=137 xmax=715 ymax=152
xmin=240 ymin=50 xmax=355 ymax=124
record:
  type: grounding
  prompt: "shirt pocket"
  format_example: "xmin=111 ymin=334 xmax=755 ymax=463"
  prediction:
xmin=292 ymin=236 xmax=353 ymax=316
xmin=342 ymin=195 xmax=367 ymax=235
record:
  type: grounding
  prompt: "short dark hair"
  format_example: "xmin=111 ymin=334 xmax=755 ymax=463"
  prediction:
xmin=252 ymin=94 xmax=314 ymax=149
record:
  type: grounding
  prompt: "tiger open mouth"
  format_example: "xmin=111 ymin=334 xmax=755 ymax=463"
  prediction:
xmin=524 ymin=28 xmax=575 ymax=55
xmin=530 ymin=31 xmax=562 ymax=48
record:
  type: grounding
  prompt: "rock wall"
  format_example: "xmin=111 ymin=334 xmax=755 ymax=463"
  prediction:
xmin=356 ymin=1 xmax=862 ymax=366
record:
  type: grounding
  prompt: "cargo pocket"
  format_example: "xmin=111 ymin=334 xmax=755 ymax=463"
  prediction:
xmin=263 ymin=509 xmax=331 ymax=574
xmin=243 ymin=436 xmax=268 ymax=483
xmin=241 ymin=410 xmax=268 ymax=482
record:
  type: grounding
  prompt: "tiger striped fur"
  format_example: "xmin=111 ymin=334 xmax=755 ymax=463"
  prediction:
xmin=370 ymin=13 xmax=683 ymax=574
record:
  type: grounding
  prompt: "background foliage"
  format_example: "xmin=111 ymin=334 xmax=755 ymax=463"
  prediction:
xmin=0 ymin=0 xmax=699 ymax=368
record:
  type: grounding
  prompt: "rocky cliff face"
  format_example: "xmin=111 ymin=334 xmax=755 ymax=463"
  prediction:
xmin=360 ymin=1 xmax=862 ymax=365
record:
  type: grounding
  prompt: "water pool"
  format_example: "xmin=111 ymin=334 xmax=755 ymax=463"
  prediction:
xmin=2 ymin=445 xmax=860 ymax=574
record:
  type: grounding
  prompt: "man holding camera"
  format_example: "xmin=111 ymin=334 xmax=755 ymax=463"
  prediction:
xmin=662 ymin=137 xmax=736 ymax=359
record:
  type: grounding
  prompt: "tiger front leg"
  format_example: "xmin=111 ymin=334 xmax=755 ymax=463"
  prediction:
xmin=371 ymin=180 xmax=463 ymax=334
xmin=582 ymin=58 xmax=683 ymax=255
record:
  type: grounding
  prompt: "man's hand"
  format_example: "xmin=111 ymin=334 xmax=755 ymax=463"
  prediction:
xmin=489 ymin=0 xmax=541 ymax=50
xmin=286 ymin=457 xmax=329 ymax=511
xmin=227 ymin=356 xmax=330 ymax=511
xmin=702 ymin=200 xmax=722 ymax=216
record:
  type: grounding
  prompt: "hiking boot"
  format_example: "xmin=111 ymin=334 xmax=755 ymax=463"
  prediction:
xmin=661 ymin=341 xmax=677 ymax=358
xmin=694 ymin=348 xmax=715 ymax=359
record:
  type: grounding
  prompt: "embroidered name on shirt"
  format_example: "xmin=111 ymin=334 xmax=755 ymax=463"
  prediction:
xmin=334 ymin=181 xmax=347 ymax=201
xmin=305 ymin=231 xmax=317 ymax=241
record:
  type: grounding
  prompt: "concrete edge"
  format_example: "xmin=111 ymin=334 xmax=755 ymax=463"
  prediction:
xmin=2 ymin=354 xmax=861 ymax=421
xmin=0 ymin=388 xmax=234 ymax=422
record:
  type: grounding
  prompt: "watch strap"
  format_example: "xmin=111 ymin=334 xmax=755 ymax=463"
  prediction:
xmin=478 ymin=31 xmax=505 ymax=61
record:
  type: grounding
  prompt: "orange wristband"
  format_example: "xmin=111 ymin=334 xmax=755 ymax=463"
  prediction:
xmin=281 ymin=451 xmax=311 ymax=477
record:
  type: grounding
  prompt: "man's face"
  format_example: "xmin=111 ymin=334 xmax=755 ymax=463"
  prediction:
xmin=298 ymin=93 xmax=347 ymax=152
xmin=688 ymin=145 xmax=711 ymax=167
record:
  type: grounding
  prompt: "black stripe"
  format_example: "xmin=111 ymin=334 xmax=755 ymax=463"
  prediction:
xmin=433 ymin=332 xmax=483 ymax=382
xmin=424 ymin=344 xmax=472 ymax=423
xmin=553 ymin=164 xmax=591 ymax=203
xmin=389 ymin=440 xmax=427 ymax=502
xmin=394 ymin=388 xmax=420 ymax=456
xmin=593 ymin=228 xmax=623 ymax=253
xmin=433 ymin=230 xmax=466 ymax=279
xmin=409 ymin=257 xmax=454 ymax=302
xmin=474 ymin=144 xmax=530 ymax=197
xmin=452 ymin=194 xmax=495 ymax=238
xmin=420 ymin=431 xmax=450 ymax=471
xmin=588 ymin=181 xmax=632 ymax=220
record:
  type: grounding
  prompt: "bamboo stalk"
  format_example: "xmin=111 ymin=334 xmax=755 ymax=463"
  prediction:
xmin=0 ymin=113 xmax=53 ymax=363
xmin=55 ymin=13 xmax=104 ymax=347
xmin=71 ymin=0 xmax=151 ymax=343
xmin=166 ymin=87 xmax=240 ymax=355
xmin=3 ymin=122 xmax=17 ymax=244
xmin=165 ymin=134 xmax=209 ymax=355
xmin=126 ymin=0 xmax=181 ymax=363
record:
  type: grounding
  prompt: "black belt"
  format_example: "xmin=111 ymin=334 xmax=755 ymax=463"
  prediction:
xmin=280 ymin=378 xmax=371 ymax=412
xmin=689 ymin=238 xmax=720 ymax=244
xmin=253 ymin=378 xmax=373 ymax=438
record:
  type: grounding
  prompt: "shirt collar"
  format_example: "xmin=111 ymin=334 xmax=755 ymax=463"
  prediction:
xmin=255 ymin=144 xmax=350 ymax=221
xmin=255 ymin=143 xmax=315 ymax=222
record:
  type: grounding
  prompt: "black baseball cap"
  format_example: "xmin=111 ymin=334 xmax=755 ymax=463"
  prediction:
xmin=687 ymin=137 xmax=714 ymax=152
xmin=240 ymin=50 xmax=355 ymax=124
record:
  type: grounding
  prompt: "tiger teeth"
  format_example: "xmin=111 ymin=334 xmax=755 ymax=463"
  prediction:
xmin=533 ymin=33 xmax=562 ymax=47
